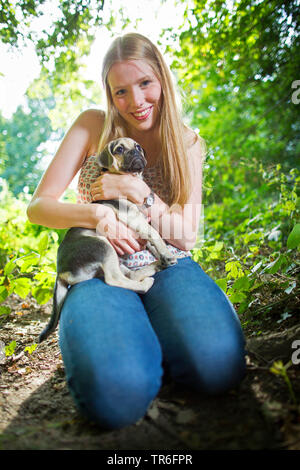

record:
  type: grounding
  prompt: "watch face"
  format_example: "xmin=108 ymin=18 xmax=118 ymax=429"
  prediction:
xmin=145 ymin=192 xmax=155 ymax=207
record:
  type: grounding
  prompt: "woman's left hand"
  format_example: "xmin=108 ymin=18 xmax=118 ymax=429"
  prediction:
xmin=91 ymin=173 xmax=148 ymax=205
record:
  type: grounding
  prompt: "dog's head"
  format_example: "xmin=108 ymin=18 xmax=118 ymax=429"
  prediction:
xmin=97 ymin=138 xmax=147 ymax=175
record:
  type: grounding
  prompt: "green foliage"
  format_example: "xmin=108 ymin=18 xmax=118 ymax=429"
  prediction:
xmin=24 ymin=343 xmax=38 ymax=355
xmin=165 ymin=0 xmax=300 ymax=330
xmin=0 ymin=0 xmax=45 ymax=45
xmin=0 ymin=183 xmax=61 ymax=314
xmin=0 ymin=98 xmax=56 ymax=195
xmin=5 ymin=340 xmax=17 ymax=357
xmin=0 ymin=0 xmax=105 ymax=81
xmin=173 ymin=0 xmax=300 ymax=169
xmin=270 ymin=360 xmax=297 ymax=404
xmin=27 ymin=70 xmax=103 ymax=132
xmin=192 ymin=161 xmax=299 ymax=323
xmin=287 ymin=224 xmax=300 ymax=250
xmin=1 ymin=0 xmax=105 ymax=134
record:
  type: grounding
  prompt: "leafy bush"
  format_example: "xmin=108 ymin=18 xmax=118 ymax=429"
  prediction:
xmin=0 ymin=181 xmax=62 ymax=316
xmin=192 ymin=158 xmax=300 ymax=326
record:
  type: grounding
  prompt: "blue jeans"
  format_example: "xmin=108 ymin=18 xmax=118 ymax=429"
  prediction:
xmin=59 ymin=257 xmax=246 ymax=429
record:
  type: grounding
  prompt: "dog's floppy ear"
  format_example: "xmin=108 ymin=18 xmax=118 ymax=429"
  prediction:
xmin=97 ymin=145 xmax=114 ymax=169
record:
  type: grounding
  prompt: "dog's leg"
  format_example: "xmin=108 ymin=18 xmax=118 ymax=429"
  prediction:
xmin=97 ymin=243 xmax=154 ymax=293
xmin=130 ymin=220 xmax=177 ymax=268
xmin=115 ymin=201 xmax=177 ymax=267
xmin=103 ymin=258 xmax=154 ymax=293
xmin=120 ymin=262 xmax=160 ymax=281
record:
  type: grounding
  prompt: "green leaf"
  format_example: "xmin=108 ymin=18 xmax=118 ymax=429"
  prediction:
xmin=0 ymin=305 xmax=11 ymax=316
xmin=32 ymin=286 xmax=52 ymax=305
xmin=287 ymin=224 xmax=300 ymax=249
xmin=24 ymin=343 xmax=38 ymax=355
xmin=232 ymin=276 xmax=251 ymax=292
xmin=264 ymin=254 xmax=287 ymax=274
xmin=228 ymin=291 xmax=247 ymax=303
xmin=0 ymin=286 xmax=9 ymax=303
xmin=216 ymin=278 xmax=227 ymax=292
xmin=4 ymin=259 xmax=16 ymax=276
xmin=238 ymin=299 xmax=252 ymax=314
xmin=38 ymin=233 xmax=49 ymax=255
xmin=225 ymin=260 xmax=243 ymax=279
xmin=17 ymin=254 xmax=40 ymax=273
xmin=12 ymin=277 xmax=32 ymax=299
xmin=5 ymin=340 xmax=17 ymax=357
xmin=214 ymin=241 xmax=224 ymax=251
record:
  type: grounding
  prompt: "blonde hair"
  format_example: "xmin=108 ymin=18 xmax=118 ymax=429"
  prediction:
xmin=98 ymin=32 xmax=195 ymax=207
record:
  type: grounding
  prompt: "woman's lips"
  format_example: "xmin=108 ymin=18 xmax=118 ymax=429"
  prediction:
xmin=131 ymin=106 xmax=153 ymax=121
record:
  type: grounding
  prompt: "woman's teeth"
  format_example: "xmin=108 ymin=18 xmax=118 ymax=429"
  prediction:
xmin=132 ymin=107 xmax=152 ymax=119
xmin=134 ymin=109 xmax=148 ymax=117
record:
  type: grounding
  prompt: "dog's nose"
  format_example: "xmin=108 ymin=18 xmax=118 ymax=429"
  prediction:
xmin=129 ymin=158 xmax=145 ymax=172
xmin=124 ymin=149 xmax=146 ymax=172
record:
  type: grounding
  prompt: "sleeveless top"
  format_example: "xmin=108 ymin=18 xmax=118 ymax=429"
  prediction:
xmin=77 ymin=154 xmax=191 ymax=269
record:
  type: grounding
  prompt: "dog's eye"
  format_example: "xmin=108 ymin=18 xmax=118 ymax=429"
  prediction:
xmin=135 ymin=144 xmax=142 ymax=152
xmin=114 ymin=145 xmax=124 ymax=154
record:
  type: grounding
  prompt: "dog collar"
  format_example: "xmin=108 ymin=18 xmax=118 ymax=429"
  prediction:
xmin=143 ymin=190 xmax=155 ymax=209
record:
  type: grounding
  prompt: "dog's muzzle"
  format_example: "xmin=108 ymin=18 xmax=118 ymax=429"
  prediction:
xmin=124 ymin=150 xmax=146 ymax=172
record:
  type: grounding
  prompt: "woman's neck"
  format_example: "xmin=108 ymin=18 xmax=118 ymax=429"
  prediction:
xmin=127 ymin=127 xmax=162 ymax=168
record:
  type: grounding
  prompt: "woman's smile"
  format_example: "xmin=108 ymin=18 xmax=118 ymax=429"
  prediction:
xmin=131 ymin=106 xmax=153 ymax=121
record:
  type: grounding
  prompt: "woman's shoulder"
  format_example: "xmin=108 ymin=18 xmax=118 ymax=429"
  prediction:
xmin=74 ymin=109 xmax=106 ymax=155
xmin=76 ymin=108 xmax=106 ymax=127
xmin=184 ymin=126 xmax=206 ymax=161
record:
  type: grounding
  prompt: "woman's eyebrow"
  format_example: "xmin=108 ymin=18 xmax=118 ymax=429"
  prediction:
xmin=111 ymin=75 xmax=152 ymax=91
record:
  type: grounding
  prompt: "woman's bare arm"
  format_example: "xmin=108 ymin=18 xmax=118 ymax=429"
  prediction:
xmin=148 ymin=135 xmax=204 ymax=251
xmin=27 ymin=109 xmax=105 ymax=229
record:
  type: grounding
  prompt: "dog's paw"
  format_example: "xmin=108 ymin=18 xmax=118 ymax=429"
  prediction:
xmin=160 ymin=254 xmax=178 ymax=268
xmin=129 ymin=263 xmax=159 ymax=281
xmin=137 ymin=277 xmax=154 ymax=293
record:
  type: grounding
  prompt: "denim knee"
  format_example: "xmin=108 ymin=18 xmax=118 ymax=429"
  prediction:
xmin=142 ymin=258 xmax=246 ymax=396
xmin=59 ymin=278 xmax=164 ymax=429
xmin=67 ymin=359 xmax=162 ymax=429
xmin=177 ymin=336 xmax=246 ymax=395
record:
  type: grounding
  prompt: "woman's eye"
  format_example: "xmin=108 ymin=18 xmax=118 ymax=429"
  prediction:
xmin=116 ymin=89 xmax=126 ymax=96
xmin=141 ymin=80 xmax=151 ymax=87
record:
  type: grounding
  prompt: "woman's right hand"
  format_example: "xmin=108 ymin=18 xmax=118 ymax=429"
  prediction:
xmin=95 ymin=205 xmax=146 ymax=256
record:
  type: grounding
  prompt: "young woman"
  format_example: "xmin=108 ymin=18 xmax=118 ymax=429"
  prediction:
xmin=27 ymin=33 xmax=246 ymax=429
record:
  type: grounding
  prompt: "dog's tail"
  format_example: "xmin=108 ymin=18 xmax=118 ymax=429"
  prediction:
xmin=38 ymin=277 xmax=68 ymax=343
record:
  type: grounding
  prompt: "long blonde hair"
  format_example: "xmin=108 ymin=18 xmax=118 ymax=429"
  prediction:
xmin=98 ymin=32 xmax=194 ymax=207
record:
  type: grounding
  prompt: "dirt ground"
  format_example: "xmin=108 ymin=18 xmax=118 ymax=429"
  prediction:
xmin=0 ymin=293 xmax=299 ymax=451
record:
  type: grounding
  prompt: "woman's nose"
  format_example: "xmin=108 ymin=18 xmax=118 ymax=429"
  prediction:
xmin=130 ymin=87 xmax=144 ymax=108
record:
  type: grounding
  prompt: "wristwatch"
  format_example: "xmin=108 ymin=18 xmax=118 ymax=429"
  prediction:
xmin=143 ymin=190 xmax=155 ymax=209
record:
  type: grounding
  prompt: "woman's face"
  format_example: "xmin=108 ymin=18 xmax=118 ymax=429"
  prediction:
xmin=107 ymin=60 xmax=162 ymax=135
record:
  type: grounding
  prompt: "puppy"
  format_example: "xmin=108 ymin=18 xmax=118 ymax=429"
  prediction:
xmin=39 ymin=138 xmax=177 ymax=342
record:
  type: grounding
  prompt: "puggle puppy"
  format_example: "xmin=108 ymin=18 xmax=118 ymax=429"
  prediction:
xmin=39 ymin=137 xmax=177 ymax=342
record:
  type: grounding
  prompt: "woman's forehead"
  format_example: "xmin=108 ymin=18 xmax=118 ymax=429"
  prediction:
xmin=108 ymin=60 xmax=157 ymax=89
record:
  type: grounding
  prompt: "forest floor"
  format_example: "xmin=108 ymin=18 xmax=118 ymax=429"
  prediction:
xmin=0 ymin=292 xmax=299 ymax=451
